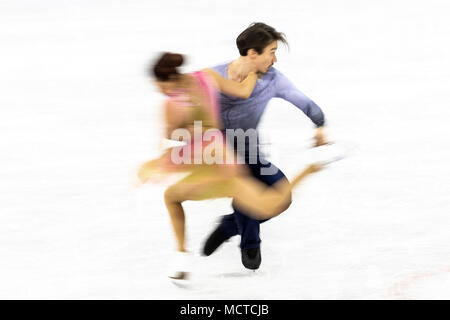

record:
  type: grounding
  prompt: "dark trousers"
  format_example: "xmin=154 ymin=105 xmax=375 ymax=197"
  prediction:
xmin=220 ymin=158 xmax=290 ymax=250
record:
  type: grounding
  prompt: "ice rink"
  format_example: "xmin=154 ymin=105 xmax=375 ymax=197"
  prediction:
xmin=1 ymin=0 xmax=449 ymax=299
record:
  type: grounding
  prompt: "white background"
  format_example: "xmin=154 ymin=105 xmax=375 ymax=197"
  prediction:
xmin=1 ymin=0 xmax=449 ymax=299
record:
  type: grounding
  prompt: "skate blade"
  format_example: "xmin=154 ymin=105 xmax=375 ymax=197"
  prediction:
xmin=310 ymin=141 xmax=351 ymax=166
xmin=169 ymin=271 xmax=189 ymax=280
xmin=243 ymin=269 xmax=260 ymax=276
xmin=170 ymin=272 xmax=192 ymax=289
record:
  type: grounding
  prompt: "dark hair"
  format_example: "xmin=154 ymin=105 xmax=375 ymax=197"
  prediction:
xmin=151 ymin=52 xmax=184 ymax=81
xmin=236 ymin=22 xmax=288 ymax=56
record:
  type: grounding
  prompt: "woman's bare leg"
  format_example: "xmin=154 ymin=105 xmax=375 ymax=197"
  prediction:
xmin=162 ymin=163 xmax=322 ymax=252
xmin=164 ymin=191 xmax=186 ymax=252
xmin=231 ymin=164 xmax=323 ymax=219
xmin=163 ymin=167 xmax=236 ymax=252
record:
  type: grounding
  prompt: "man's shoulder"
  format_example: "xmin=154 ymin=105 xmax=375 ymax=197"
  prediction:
xmin=267 ymin=66 xmax=284 ymax=78
xmin=210 ymin=61 xmax=230 ymax=76
xmin=258 ymin=66 xmax=281 ymax=79
xmin=258 ymin=67 xmax=282 ymax=85
xmin=263 ymin=67 xmax=293 ymax=88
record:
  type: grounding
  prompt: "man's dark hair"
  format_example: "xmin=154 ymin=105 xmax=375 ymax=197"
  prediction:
xmin=236 ymin=22 xmax=288 ymax=56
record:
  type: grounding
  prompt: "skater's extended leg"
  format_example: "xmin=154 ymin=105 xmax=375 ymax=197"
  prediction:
xmin=163 ymin=167 xmax=236 ymax=253
xmin=236 ymin=160 xmax=291 ymax=247
xmin=232 ymin=163 xmax=322 ymax=219
xmin=164 ymin=163 xmax=321 ymax=251
xmin=164 ymin=189 xmax=187 ymax=252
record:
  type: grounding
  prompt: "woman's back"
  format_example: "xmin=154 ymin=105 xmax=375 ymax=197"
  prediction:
xmin=165 ymin=71 xmax=222 ymax=138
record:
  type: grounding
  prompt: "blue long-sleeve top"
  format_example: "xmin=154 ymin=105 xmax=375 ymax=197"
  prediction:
xmin=211 ymin=62 xmax=325 ymax=131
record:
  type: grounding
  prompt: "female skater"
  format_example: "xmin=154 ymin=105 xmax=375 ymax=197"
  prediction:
xmin=137 ymin=52 xmax=322 ymax=277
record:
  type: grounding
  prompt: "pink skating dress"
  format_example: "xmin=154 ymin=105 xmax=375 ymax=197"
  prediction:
xmin=147 ymin=71 xmax=241 ymax=183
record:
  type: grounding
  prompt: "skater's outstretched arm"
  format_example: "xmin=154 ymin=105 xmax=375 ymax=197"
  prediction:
xmin=274 ymin=70 xmax=327 ymax=146
xmin=274 ymin=70 xmax=325 ymax=127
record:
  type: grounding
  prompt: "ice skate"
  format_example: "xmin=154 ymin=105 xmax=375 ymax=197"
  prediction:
xmin=241 ymin=247 xmax=261 ymax=270
xmin=169 ymin=251 xmax=192 ymax=284
xmin=309 ymin=141 xmax=351 ymax=167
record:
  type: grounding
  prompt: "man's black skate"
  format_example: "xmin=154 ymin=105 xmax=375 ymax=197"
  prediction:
xmin=202 ymin=225 xmax=229 ymax=256
xmin=241 ymin=247 xmax=261 ymax=270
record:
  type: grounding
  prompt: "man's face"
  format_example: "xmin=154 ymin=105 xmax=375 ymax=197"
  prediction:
xmin=251 ymin=41 xmax=278 ymax=73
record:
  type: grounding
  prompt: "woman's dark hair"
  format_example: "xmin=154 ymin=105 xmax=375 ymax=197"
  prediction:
xmin=151 ymin=52 xmax=184 ymax=81
xmin=236 ymin=22 xmax=288 ymax=56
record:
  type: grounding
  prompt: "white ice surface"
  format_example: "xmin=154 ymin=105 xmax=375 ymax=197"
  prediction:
xmin=1 ymin=0 xmax=450 ymax=299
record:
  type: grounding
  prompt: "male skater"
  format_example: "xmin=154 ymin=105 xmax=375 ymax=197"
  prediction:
xmin=203 ymin=23 xmax=327 ymax=269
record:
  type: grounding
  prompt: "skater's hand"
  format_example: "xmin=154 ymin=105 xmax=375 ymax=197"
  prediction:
xmin=313 ymin=126 xmax=327 ymax=147
xmin=133 ymin=174 xmax=144 ymax=187
xmin=137 ymin=163 xmax=152 ymax=185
